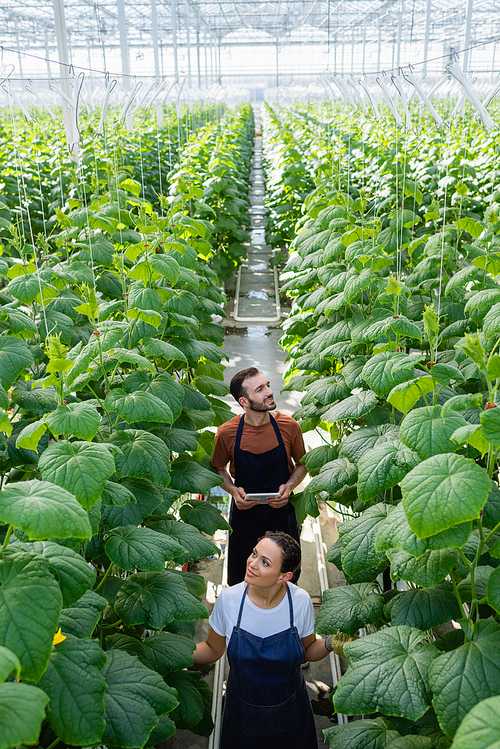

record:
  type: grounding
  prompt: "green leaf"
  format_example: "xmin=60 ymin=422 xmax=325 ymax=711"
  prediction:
xmin=339 ymin=424 xmax=400 ymax=463
xmin=335 ymin=626 xmax=438 ymax=721
xmin=401 ymin=453 xmax=491 ymax=538
xmin=102 ymin=649 xmax=179 ymax=749
xmin=0 ymin=479 xmax=91 ymax=540
xmin=59 ymin=590 xmax=107 ymax=639
xmin=399 ymin=405 xmax=468 ymax=460
xmin=289 ymin=489 xmax=320 ymax=525
xmin=0 ymin=682 xmax=49 ymax=749
xmin=15 ymin=418 xmax=48 ymax=452
xmin=143 ymin=632 xmax=195 ymax=675
xmin=166 ymin=670 xmax=204 ymax=729
xmin=315 ymin=583 xmax=385 ymax=636
xmin=323 ymin=717 xmax=400 ymax=749
xmin=105 ymin=525 xmax=186 ymax=572
xmin=449 ymin=695 xmax=500 ymax=749
xmin=362 ymin=352 xmax=415 ymax=398
xmin=300 ymin=444 xmax=338 ymax=471
xmin=38 ymin=635 xmax=107 ymax=746
xmin=169 ymin=458 xmax=223 ymax=494
xmin=429 ymin=620 xmax=500 ymax=737
xmin=141 ymin=337 xmax=188 ymax=362
xmin=105 ymin=388 xmax=174 ymax=425
xmin=39 ymin=441 xmax=116 ymax=510
xmin=375 ymin=503 xmax=471 ymax=557
xmin=147 ymin=375 xmax=185 ymax=421
xmin=148 ymin=518 xmax=219 ymax=561
xmin=0 ymin=336 xmax=34 ymax=389
xmin=101 ymin=480 xmax=137 ymax=507
xmin=486 ymin=566 xmax=500 ymax=614
xmin=107 ymin=429 xmax=171 ymax=486
xmin=482 ymin=302 xmax=500 ymax=339
xmin=339 ymin=503 xmax=390 ymax=577
xmin=323 ymin=390 xmax=379 ymax=423
xmin=480 ymin=407 xmax=500 ymax=447
xmin=0 ymin=646 xmax=20 ymax=683
xmin=46 ymin=402 xmax=100 ymax=441
xmin=357 ymin=443 xmax=420 ymax=502
xmin=179 ymin=499 xmax=231 ymax=535
xmin=22 ymin=541 xmax=95 ymax=607
xmin=389 ymin=583 xmax=461 ymax=630
xmin=157 ymin=427 xmax=199 ymax=452
xmin=114 ymin=570 xmax=208 ymax=628
xmin=387 ymin=548 xmax=459 ymax=588
xmin=0 ymin=553 xmax=62 ymax=680
xmin=307 ymin=457 xmax=357 ymax=494
xmin=387 ymin=378 xmax=435 ymax=416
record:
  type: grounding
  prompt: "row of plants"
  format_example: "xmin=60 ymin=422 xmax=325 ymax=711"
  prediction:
xmin=265 ymin=100 xmax=500 ymax=748
xmin=0 ymin=102 xmax=254 ymax=749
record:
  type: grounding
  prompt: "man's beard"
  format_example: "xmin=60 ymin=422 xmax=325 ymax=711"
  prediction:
xmin=247 ymin=396 xmax=275 ymax=412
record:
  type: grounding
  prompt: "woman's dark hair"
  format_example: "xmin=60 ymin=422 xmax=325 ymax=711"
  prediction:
xmin=230 ymin=367 xmax=260 ymax=402
xmin=259 ymin=531 xmax=301 ymax=573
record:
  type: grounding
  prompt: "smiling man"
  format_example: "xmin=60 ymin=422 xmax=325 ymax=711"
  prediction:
xmin=211 ymin=367 xmax=307 ymax=585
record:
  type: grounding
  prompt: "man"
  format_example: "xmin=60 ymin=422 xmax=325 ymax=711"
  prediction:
xmin=211 ymin=367 xmax=307 ymax=586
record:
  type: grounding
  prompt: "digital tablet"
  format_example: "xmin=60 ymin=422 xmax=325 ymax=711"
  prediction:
xmin=243 ymin=493 xmax=279 ymax=504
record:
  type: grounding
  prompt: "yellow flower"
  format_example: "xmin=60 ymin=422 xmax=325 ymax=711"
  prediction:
xmin=53 ymin=628 xmax=66 ymax=646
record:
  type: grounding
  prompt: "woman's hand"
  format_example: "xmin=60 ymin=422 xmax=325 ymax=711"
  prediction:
xmin=193 ymin=627 xmax=227 ymax=664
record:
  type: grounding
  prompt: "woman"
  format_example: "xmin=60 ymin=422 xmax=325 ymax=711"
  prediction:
xmin=193 ymin=530 xmax=337 ymax=749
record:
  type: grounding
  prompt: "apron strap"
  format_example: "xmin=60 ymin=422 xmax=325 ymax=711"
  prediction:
xmin=236 ymin=584 xmax=295 ymax=628
xmin=236 ymin=584 xmax=249 ymax=627
xmin=269 ymin=413 xmax=285 ymax=448
xmin=235 ymin=414 xmax=245 ymax=450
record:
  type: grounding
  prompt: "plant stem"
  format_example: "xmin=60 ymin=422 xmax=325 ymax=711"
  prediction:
xmin=44 ymin=738 xmax=61 ymax=749
xmin=0 ymin=525 xmax=13 ymax=558
xmin=95 ymin=563 xmax=114 ymax=592
xmin=450 ymin=570 xmax=468 ymax=626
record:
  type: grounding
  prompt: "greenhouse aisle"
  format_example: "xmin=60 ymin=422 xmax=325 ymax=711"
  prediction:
xmin=162 ymin=114 xmax=342 ymax=749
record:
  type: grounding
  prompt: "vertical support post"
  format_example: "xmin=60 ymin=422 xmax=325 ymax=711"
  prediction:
xmin=491 ymin=42 xmax=497 ymax=82
xmin=15 ymin=30 xmax=24 ymax=79
xmin=45 ymin=31 xmax=52 ymax=80
xmin=210 ymin=37 xmax=214 ymax=84
xmin=362 ymin=27 xmax=366 ymax=75
xmin=422 ymin=0 xmax=432 ymax=75
xmin=116 ymin=0 xmax=131 ymax=91
xmin=172 ymin=0 xmax=179 ymax=79
xmin=276 ymin=39 xmax=279 ymax=88
xmin=218 ymin=35 xmax=221 ymax=84
xmin=196 ymin=17 xmax=201 ymax=87
xmin=151 ymin=0 xmax=160 ymax=79
xmin=52 ymin=0 xmax=76 ymax=153
xmin=185 ymin=4 xmax=192 ymax=87
xmin=377 ymin=17 xmax=382 ymax=72
xmin=204 ymin=30 xmax=209 ymax=87
xmin=396 ymin=0 xmax=403 ymax=70
xmin=463 ymin=0 xmax=474 ymax=72
xmin=350 ymin=35 xmax=354 ymax=75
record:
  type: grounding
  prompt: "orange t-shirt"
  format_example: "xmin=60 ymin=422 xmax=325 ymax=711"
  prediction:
xmin=211 ymin=412 xmax=306 ymax=479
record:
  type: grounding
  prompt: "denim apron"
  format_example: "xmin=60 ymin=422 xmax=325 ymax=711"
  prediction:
xmin=220 ymin=584 xmax=318 ymax=749
xmin=227 ymin=414 xmax=300 ymax=586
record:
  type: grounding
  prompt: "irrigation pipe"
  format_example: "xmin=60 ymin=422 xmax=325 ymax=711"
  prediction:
xmin=310 ymin=514 xmax=348 ymax=726
xmin=209 ymin=529 xmax=228 ymax=749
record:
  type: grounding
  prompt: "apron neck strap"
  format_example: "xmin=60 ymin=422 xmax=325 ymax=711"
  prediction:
xmin=235 ymin=413 xmax=284 ymax=450
xmin=236 ymin=584 xmax=294 ymax=628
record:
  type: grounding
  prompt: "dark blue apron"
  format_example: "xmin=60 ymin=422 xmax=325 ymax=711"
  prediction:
xmin=221 ymin=584 xmax=318 ymax=749
xmin=227 ymin=414 xmax=300 ymax=586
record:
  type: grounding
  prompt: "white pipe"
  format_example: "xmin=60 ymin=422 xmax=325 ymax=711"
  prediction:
xmin=209 ymin=530 xmax=228 ymax=749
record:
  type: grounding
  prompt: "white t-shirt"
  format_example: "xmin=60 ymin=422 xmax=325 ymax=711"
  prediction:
xmin=209 ymin=582 xmax=315 ymax=645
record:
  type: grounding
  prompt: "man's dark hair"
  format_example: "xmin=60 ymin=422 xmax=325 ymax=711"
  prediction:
xmin=259 ymin=531 xmax=301 ymax=573
xmin=230 ymin=367 xmax=260 ymax=402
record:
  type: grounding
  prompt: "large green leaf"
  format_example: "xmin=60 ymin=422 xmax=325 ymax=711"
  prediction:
xmin=387 ymin=377 xmax=435 ymax=416
xmin=334 ymin=626 xmax=439 ymax=721
xmin=429 ymin=620 xmax=500 ymax=737
xmin=46 ymin=402 xmax=100 ymax=441
xmin=147 ymin=518 xmax=219 ymax=561
xmin=376 ymin=503 xmax=471 ymax=557
xmin=388 ymin=584 xmax=461 ymax=630
xmin=114 ymin=570 xmax=209 ymax=628
xmin=0 ymin=682 xmax=49 ymax=749
xmin=480 ymin=407 xmax=500 ymax=447
xmin=0 ymin=479 xmax=91 ymax=539
xmin=357 ymin=443 xmax=419 ymax=502
xmin=38 ymin=635 xmax=107 ymax=746
xmin=59 ymin=590 xmax=108 ymax=639
xmin=339 ymin=424 xmax=400 ymax=463
xmin=399 ymin=405 xmax=468 ymax=460
xmin=362 ymin=352 xmax=415 ymax=398
xmin=0 ymin=553 xmax=62 ymax=680
xmin=166 ymin=670 xmax=204 ymax=729
xmin=401 ymin=453 xmax=491 ymax=538
xmin=156 ymin=427 xmax=199 ymax=452
xmin=105 ymin=525 xmax=186 ymax=572
xmin=449 ymin=695 xmax=500 ymax=749
xmin=143 ymin=632 xmax=195 ymax=675
xmin=169 ymin=458 xmax=223 ymax=494
xmin=315 ymin=583 xmax=385 ymax=636
xmin=323 ymin=717 xmax=400 ymax=749
xmin=323 ymin=390 xmax=379 ymax=423
xmin=0 ymin=646 xmax=20 ymax=683
xmin=101 ymin=478 xmax=165 ymax=528
xmin=487 ymin=566 xmax=500 ymax=614
xmin=142 ymin=337 xmax=188 ymax=362
xmin=0 ymin=336 xmax=34 ymax=389
xmin=107 ymin=430 xmax=171 ymax=486
xmin=102 ymin=649 xmax=178 ymax=749
xmin=147 ymin=375 xmax=185 ymax=421
xmin=39 ymin=441 xmax=116 ymax=509
xmin=307 ymin=457 xmax=357 ymax=494
xmin=387 ymin=548 xmax=459 ymax=588
xmin=339 ymin=503 xmax=390 ymax=577
xmin=23 ymin=541 xmax=94 ymax=607
xmin=105 ymin=388 xmax=174 ymax=425
xmin=179 ymin=499 xmax=231 ymax=535
xmin=101 ymin=480 xmax=137 ymax=507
